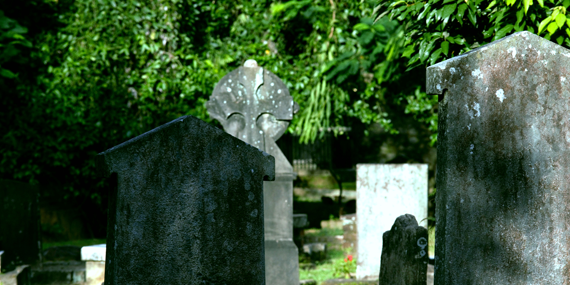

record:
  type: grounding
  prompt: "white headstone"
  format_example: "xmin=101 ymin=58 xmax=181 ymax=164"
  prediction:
xmin=81 ymin=244 xmax=106 ymax=285
xmin=356 ymin=164 xmax=428 ymax=280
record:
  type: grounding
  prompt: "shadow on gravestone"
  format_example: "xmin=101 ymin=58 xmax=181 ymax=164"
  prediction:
xmin=379 ymin=214 xmax=427 ymax=285
xmin=96 ymin=115 xmax=275 ymax=285
xmin=0 ymin=179 xmax=42 ymax=273
xmin=428 ymin=31 xmax=570 ymax=284
xmin=207 ymin=59 xmax=300 ymax=285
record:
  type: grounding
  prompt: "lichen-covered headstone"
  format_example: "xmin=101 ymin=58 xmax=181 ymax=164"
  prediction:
xmin=427 ymin=31 xmax=570 ymax=284
xmin=207 ymin=59 xmax=300 ymax=285
xmin=0 ymin=180 xmax=41 ymax=273
xmin=97 ymin=115 xmax=275 ymax=285
xmin=356 ymin=164 xmax=428 ymax=280
xmin=379 ymin=214 xmax=428 ymax=285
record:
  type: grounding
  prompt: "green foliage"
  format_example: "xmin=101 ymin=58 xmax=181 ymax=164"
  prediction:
xmin=2 ymin=0 xmax=438 ymax=210
xmin=0 ymin=10 xmax=32 ymax=78
xmin=376 ymin=0 xmax=569 ymax=70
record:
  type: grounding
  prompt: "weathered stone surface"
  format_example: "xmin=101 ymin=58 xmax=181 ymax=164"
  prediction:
xmin=207 ymin=59 xmax=300 ymax=285
xmin=97 ymin=115 xmax=275 ymax=285
xmin=82 ymin=244 xmax=106 ymax=285
xmin=427 ymin=31 xmax=570 ymax=284
xmin=0 ymin=265 xmax=31 ymax=285
xmin=356 ymin=164 xmax=428 ymax=280
xmin=379 ymin=214 xmax=428 ymax=285
xmin=0 ymin=180 xmax=41 ymax=273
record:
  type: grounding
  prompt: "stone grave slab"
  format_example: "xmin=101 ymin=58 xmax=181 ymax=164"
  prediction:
xmin=97 ymin=115 xmax=275 ymax=284
xmin=427 ymin=30 xmax=570 ymax=284
xmin=81 ymin=244 xmax=106 ymax=285
xmin=356 ymin=164 xmax=428 ymax=280
xmin=379 ymin=214 xmax=428 ymax=285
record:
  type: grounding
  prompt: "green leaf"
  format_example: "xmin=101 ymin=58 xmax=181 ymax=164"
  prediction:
xmin=467 ymin=8 xmax=477 ymax=25
xmin=552 ymin=9 xmax=560 ymax=20
xmin=0 ymin=68 xmax=17 ymax=78
xmin=494 ymin=24 xmax=514 ymax=40
xmin=402 ymin=45 xmax=415 ymax=58
xmin=442 ymin=3 xmax=457 ymax=21
xmin=523 ymin=0 xmax=531 ymax=13
xmin=556 ymin=35 xmax=564 ymax=44
xmin=538 ymin=16 xmax=552 ymax=34
xmin=441 ymin=41 xmax=450 ymax=56
xmin=483 ymin=26 xmax=495 ymax=38
xmin=486 ymin=0 xmax=497 ymax=10
xmin=565 ymin=0 xmax=570 ymax=8
xmin=556 ymin=13 xmax=566 ymax=28
xmin=567 ymin=27 xmax=570 ymax=37
xmin=456 ymin=4 xmax=468 ymax=25
xmin=515 ymin=8 xmax=524 ymax=26
xmin=353 ymin=23 xmax=370 ymax=31
xmin=547 ymin=21 xmax=559 ymax=34
xmin=418 ymin=5 xmax=431 ymax=20
xmin=429 ymin=48 xmax=443 ymax=65
xmin=537 ymin=0 xmax=544 ymax=7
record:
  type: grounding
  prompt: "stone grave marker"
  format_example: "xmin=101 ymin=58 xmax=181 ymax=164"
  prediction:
xmin=207 ymin=59 xmax=300 ymax=285
xmin=356 ymin=164 xmax=428 ymax=280
xmin=0 ymin=179 xmax=42 ymax=273
xmin=340 ymin=214 xmax=357 ymax=258
xmin=81 ymin=244 xmax=106 ymax=285
xmin=379 ymin=214 xmax=428 ymax=285
xmin=97 ymin=115 xmax=275 ymax=284
xmin=427 ymin=31 xmax=570 ymax=284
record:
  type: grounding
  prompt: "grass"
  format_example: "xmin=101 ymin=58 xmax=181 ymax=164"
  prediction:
xmin=42 ymin=239 xmax=106 ymax=250
xmin=429 ymin=226 xmax=435 ymax=257
xmin=299 ymin=248 xmax=354 ymax=284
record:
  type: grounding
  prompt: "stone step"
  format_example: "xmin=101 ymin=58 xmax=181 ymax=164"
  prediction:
xmin=29 ymin=261 xmax=85 ymax=285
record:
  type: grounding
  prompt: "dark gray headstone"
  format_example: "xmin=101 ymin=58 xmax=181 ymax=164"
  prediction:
xmin=97 ymin=115 xmax=275 ymax=285
xmin=207 ymin=59 xmax=300 ymax=285
xmin=427 ymin=31 xmax=570 ymax=284
xmin=379 ymin=214 xmax=427 ymax=285
xmin=0 ymin=180 xmax=41 ymax=273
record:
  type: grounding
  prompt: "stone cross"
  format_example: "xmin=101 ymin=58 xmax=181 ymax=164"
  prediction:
xmin=427 ymin=31 xmax=570 ymax=284
xmin=356 ymin=164 xmax=428 ymax=280
xmin=207 ymin=59 xmax=300 ymax=285
xmin=379 ymin=214 xmax=428 ymax=285
xmin=96 ymin=115 xmax=275 ymax=284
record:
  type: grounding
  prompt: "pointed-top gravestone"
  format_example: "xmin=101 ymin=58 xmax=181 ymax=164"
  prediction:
xmin=97 ymin=115 xmax=275 ymax=285
xmin=428 ymin=31 xmax=570 ymax=284
xmin=207 ymin=60 xmax=300 ymax=285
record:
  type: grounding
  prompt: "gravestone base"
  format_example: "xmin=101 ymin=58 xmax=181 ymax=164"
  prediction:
xmin=29 ymin=261 xmax=85 ymax=284
xmin=81 ymin=244 xmax=106 ymax=285
xmin=265 ymin=240 xmax=300 ymax=285
xmin=0 ymin=265 xmax=31 ymax=285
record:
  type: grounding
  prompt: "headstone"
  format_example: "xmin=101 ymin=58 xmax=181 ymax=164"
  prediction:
xmin=427 ymin=30 xmax=570 ymax=284
xmin=96 ymin=115 xmax=275 ymax=284
xmin=0 ymin=179 xmax=42 ymax=273
xmin=207 ymin=59 xmax=300 ymax=285
xmin=302 ymin=243 xmax=327 ymax=262
xmin=379 ymin=214 xmax=428 ymax=285
xmin=81 ymin=244 xmax=106 ymax=285
xmin=356 ymin=164 xmax=428 ymax=280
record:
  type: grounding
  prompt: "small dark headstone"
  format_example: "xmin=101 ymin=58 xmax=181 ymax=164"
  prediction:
xmin=97 ymin=115 xmax=275 ymax=285
xmin=0 ymin=180 xmax=41 ymax=273
xmin=379 ymin=214 xmax=428 ymax=285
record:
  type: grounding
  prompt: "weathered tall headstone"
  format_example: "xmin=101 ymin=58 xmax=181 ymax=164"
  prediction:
xmin=427 ymin=31 xmax=570 ymax=284
xmin=379 ymin=214 xmax=428 ymax=285
xmin=207 ymin=59 xmax=300 ymax=285
xmin=97 ymin=115 xmax=275 ymax=284
xmin=356 ymin=164 xmax=428 ymax=280
xmin=0 ymin=180 xmax=41 ymax=273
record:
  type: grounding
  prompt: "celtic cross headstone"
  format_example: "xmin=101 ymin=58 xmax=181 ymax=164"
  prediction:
xmin=207 ymin=59 xmax=300 ymax=285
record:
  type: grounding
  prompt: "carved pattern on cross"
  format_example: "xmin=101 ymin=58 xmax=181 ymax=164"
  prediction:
xmin=207 ymin=59 xmax=299 ymax=152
